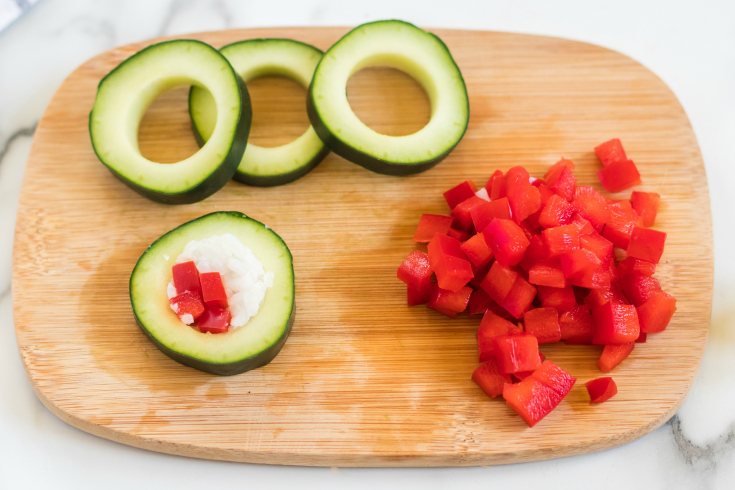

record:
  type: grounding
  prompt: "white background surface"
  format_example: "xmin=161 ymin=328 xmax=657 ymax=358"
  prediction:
xmin=1 ymin=1 xmax=734 ymax=488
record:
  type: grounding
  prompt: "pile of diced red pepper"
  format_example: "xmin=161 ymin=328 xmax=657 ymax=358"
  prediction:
xmin=397 ymin=139 xmax=677 ymax=427
xmin=169 ymin=261 xmax=231 ymax=333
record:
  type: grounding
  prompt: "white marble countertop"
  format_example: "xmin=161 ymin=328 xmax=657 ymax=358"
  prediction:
xmin=1 ymin=0 xmax=733 ymax=488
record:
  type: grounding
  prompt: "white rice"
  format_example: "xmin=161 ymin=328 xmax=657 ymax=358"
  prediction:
xmin=167 ymin=233 xmax=274 ymax=329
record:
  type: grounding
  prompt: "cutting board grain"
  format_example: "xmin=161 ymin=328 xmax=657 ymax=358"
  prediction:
xmin=12 ymin=27 xmax=713 ymax=466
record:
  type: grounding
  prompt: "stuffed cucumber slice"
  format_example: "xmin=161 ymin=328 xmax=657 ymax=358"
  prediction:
xmin=130 ymin=212 xmax=295 ymax=375
xmin=90 ymin=40 xmax=252 ymax=204
xmin=189 ymin=39 xmax=329 ymax=186
xmin=307 ymin=20 xmax=469 ymax=176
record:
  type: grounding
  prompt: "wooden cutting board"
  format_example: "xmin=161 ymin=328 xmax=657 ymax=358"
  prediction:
xmin=12 ymin=26 xmax=712 ymax=466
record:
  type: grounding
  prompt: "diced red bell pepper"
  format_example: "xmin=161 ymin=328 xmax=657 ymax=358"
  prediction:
xmin=607 ymin=199 xmax=637 ymax=217
xmin=573 ymin=186 xmax=611 ymax=232
xmin=468 ymin=288 xmax=494 ymax=316
xmin=502 ymin=275 xmax=537 ymax=319
xmin=528 ymin=261 xmax=566 ymax=288
xmin=407 ymin=285 xmax=432 ymax=306
xmin=538 ymin=285 xmax=577 ymax=313
xmin=444 ymin=180 xmax=478 ymax=209
xmin=569 ymin=213 xmax=596 ymax=236
xmin=543 ymin=225 xmax=580 ymax=258
xmin=472 ymin=358 xmax=513 ymax=397
xmin=636 ymin=332 xmax=648 ymax=343
xmin=198 ymin=307 xmax=231 ymax=334
xmin=627 ymin=226 xmax=666 ymax=264
xmin=560 ymin=249 xmax=611 ymax=290
xmin=560 ymin=305 xmax=594 ymax=344
xmin=428 ymin=234 xmax=474 ymax=292
xmin=592 ymin=302 xmax=640 ymax=345
xmin=481 ymin=262 xmax=518 ymax=305
xmin=607 ymin=256 xmax=622 ymax=289
xmin=585 ymin=377 xmax=617 ymax=404
xmin=427 ymin=232 xmax=464 ymax=263
xmin=503 ymin=361 xmax=576 ymax=427
xmin=519 ymin=235 xmax=548 ymax=272
xmin=397 ymin=250 xmax=433 ymax=292
xmin=172 ymin=261 xmax=201 ymax=294
xmin=486 ymin=170 xmax=506 ymax=200
xmin=450 ymin=196 xmax=486 ymax=232
xmin=584 ymin=287 xmax=627 ymax=311
xmin=580 ymin=232 xmax=613 ymax=264
xmin=598 ymin=342 xmax=635 ymax=372
xmin=460 ymin=233 xmax=494 ymax=269
xmin=169 ymin=290 xmax=205 ymax=324
xmin=538 ymin=194 xmax=575 ymax=228
xmin=618 ymin=256 xmax=656 ymax=276
xmin=518 ymin=220 xmax=541 ymax=241
xmin=595 ymin=138 xmax=627 ymax=167
xmin=470 ymin=197 xmax=512 ymax=233
xmin=427 ymin=284 xmax=472 ymax=318
xmin=200 ymin=272 xmax=228 ymax=309
xmin=469 ymin=262 xmax=492 ymax=289
xmin=447 ymin=227 xmax=471 ymax=242
xmin=505 ymin=166 xmax=531 ymax=190
xmin=478 ymin=310 xmax=522 ymax=361
xmin=523 ymin=308 xmax=561 ymax=344
xmin=620 ymin=271 xmax=662 ymax=307
xmin=602 ymin=214 xmax=636 ymax=250
xmin=527 ymin=183 xmax=554 ymax=228
xmin=507 ymin=181 xmax=542 ymax=224
xmin=637 ymin=291 xmax=677 ymax=333
xmin=493 ymin=333 xmax=542 ymax=374
xmin=483 ymin=219 xmax=530 ymax=267
xmin=597 ymin=159 xmax=642 ymax=193
xmin=413 ymin=214 xmax=454 ymax=243
xmin=546 ymin=161 xmax=577 ymax=202
xmin=631 ymin=191 xmax=660 ymax=227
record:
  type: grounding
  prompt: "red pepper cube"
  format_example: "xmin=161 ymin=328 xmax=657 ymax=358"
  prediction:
xmin=480 ymin=261 xmax=518 ymax=305
xmin=434 ymin=256 xmax=474 ymax=293
xmin=597 ymin=160 xmax=642 ymax=193
xmin=560 ymin=249 xmax=611 ymax=290
xmin=585 ymin=377 xmax=618 ymax=404
xmin=637 ymin=291 xmax=677 ymax=333
xmin=631 ymin=191 xmax=660 ymax=227
xmin=472 ymin=358 xmax=513 ymax=398
xmin=579 ymin=232 xmax=613 ymax=265
xmin=636 ymin=332 xmax=648 ymax=343
xmin=172 ymin=261 xmax=201 ymax=294
xmin=200 ymin=272 xmax=228 ymax=309
xmin=447 ymin=227 xmax=471 ymax=242
xmin=460 ymin=233 xmax=494 ymax=269
xmin=492 ymin=333 xmax=542 ymax=374
xmin=483 ymin=219 xmax=531 ymax=267
xmin=573 ymin=186 xmax=611 ymax=232
xmin=507 ymin=182 xmax=542 ymax=224
xmin=602 ymin=214 xmax=636 ymax=250
xmin=486 ymin=170 xmax=506 ymax=200
xmin=169 ymin=290 xmax=205 ymax=324
xmin=450 ymin=196 xmax=486 ymax=232
xmin=560 ymin=305 xmax=594 ymax=344
xmin=502 ymin=361 xmax=576 ymax=427
xmin=407 ymin=285 xmax=432 ymax=306
xmin=518 ymin=235 xmax=548 ymax=272
xmin=620 ymin=270 xmax=661 ymax=307
xmin=413 ymin=214 xmax=454 ymax=243
xmin=427 ymin=284 xmax=472 ymax=318
xmin=543 ymin=225 xmax=580 ymax=258
xmin=618 ymin=256 xmax=656 ymax=277
xmin=627 ymin=226 xmax=666 ymax=264
xmin=538 ymin=285 xmax=577 ymax=313
xmin=584 ymin=287 xmax=627 ymax=311
xmin=547 ymin=164 xmax=576 ymax=202
xmin=469 ymin=262 xmax=492 ymax=289
xmin=444 ymin=180 xmax=477 ymax=209
xmin=478 ymin=310 xmax=522 ymax=361
xmin=569 ymin=213 xmax=596 ymax=236
xmin=502 ymin=275 xmax=537 ymax=319
xmin=198 ymin=307 xmax=231 ymax=334
xmin=397 ymin=250 xmax=433 ymax=292
xmin=592 ymin=302 xmax=640 ymax=345
xmin=595 ymin=138 xmax=627 ymax=167
xmin=468 ymin=288 xmax=494 ymax=316
xmin=470 ymin=197 xmax=512 ymax=233
xmin=598 ymin=342 xmax=635 ymax=372
xmin=527 ymin=183 xmax=554 ymax=229
xmin=528 ymin=262 xmax=566 ymax=288
xmin=523 ymin=308 xmax=561 ymax=344
xmin=538 ymin=194 xmax=575 ymax=228
xmin=427 ymin=232 xmax=465 ymax=264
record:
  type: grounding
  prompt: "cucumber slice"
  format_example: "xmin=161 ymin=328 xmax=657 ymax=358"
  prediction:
xmin=189 ymin=39 xmax=329 ymax=187
xmin=90 ymin=40 xmax=252 ymax=204
xmin=307 ymin=20 xmax=469 ymax=176
xmin=130 ymin=212 xmax=295 ymax=375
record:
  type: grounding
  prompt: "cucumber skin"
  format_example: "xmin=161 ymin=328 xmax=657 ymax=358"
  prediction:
xmin=129 ymin=211 xmax=295 ymax=375
xmin=89 ymin=40 xmax=253 ymax=205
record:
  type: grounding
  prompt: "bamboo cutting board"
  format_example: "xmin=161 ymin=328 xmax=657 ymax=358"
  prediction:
xmin=12 ymin=27 xmax=712 ymax=466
